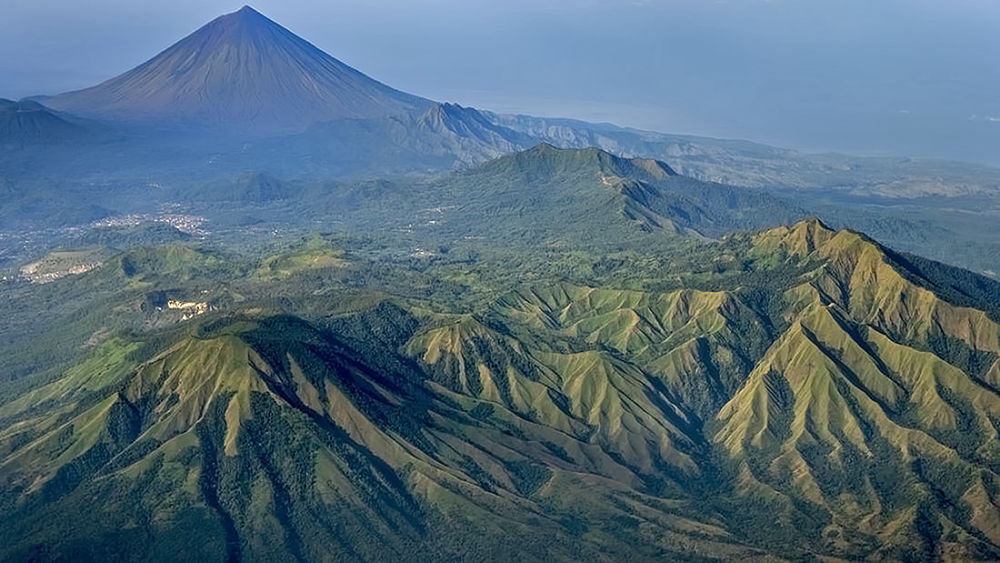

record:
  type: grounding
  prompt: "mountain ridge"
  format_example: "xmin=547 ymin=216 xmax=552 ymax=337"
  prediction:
xmin=3 ymin=6 xmax=1000 ymax=558
xmin=392 ymin=144 xmax=806 ymax=242
xmin=4 ymin=219 xmax=1000 ymax=559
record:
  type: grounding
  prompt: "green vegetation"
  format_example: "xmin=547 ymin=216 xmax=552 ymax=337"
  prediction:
xmin=1 ymin=212 xmax=1000 ymax=560
xmin=3 ymin=10 xmax=999 ymax=558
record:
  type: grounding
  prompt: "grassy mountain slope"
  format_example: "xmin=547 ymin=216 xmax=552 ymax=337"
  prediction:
xmin=2 ymin=218 xmax=1000 ymax=560
xmin=0 ymin=311 xmax=760 ymax=561
xmin=712 ymin=220 xmax=1000 ymax=559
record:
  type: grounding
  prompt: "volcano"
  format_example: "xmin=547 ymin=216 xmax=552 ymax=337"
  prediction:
xmin=0 ymin=99 xmax=89 ymax=144
xmin=42 ymin=6 xmax=431 ymax=134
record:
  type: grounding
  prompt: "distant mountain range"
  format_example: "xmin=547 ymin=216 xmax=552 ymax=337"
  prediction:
xmin=2 ymin=7 xmax=994 ymax=280
xmin=7 ymin=6 xmax=997 ymax=195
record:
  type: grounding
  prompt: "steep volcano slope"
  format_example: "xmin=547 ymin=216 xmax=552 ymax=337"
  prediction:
xmin=42 ymin=6 xmax=430 ymax=134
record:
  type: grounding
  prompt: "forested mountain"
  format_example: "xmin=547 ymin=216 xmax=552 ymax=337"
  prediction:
xmin=3 ymin=5 xmax=1000 ymax=561
xmin=362 ymin=144 xmax=809 ymax=242
xmin=2 ymin=217 xmax=1000 ymax=561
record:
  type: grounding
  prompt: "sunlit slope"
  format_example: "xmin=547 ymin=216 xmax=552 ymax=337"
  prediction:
xmin=0 ymin=316 xmax=437 ymax=560
xmin=409 ymin=220 xmax=1000 ymax=558
xmin=0 ymin=311 xmax=760 ymax=560
xmin=492 ymin=283 xmax=773 ymax=419
xmin=3 ymin=219 xmax=1000 ymax=559
xmin=714 ymin=219 xmax=1000 ymax=559
xmin=407 ymin=313 xmax=700 ymax=480
xmin=43 ymin=6 xmax=430 ymax=134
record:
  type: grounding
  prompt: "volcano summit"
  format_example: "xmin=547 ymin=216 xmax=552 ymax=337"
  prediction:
xmin=42 ymin=6 xmax=432 ymax=134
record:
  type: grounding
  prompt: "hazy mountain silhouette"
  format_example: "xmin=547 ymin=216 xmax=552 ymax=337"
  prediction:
xmin=0 ymin=99 xmax=89 ymax=144
xmin=42 ymin=6 xmax=431 ymax=134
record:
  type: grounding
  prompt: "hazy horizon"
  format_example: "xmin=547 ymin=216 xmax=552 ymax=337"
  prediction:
xmin=3 ymin=0 xmax=999 ymax=164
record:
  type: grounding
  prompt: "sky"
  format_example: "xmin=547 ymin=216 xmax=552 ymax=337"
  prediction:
xmin=2 ymin=0 xmax=1000 ymax=165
